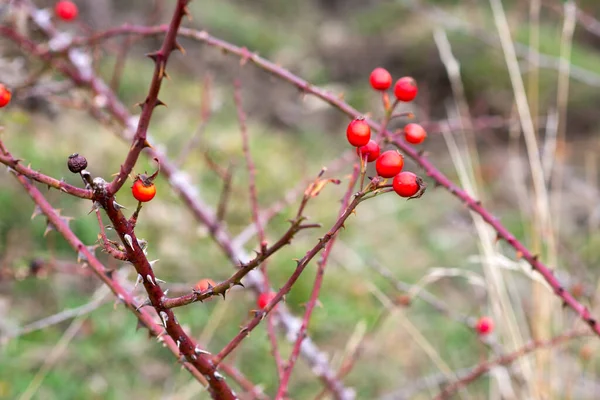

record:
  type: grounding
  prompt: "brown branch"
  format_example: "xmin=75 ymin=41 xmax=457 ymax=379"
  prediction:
xmin=95 ymin=209 xmax=129 ymax=261
xmin=234 ymin=79 xmax=284 ymax=379
xmin=9 ymin=167 xmax=210 ymax=387
xmin=213 ymin=178 xmax=379 ymax=372
xmin=2 ymin=7 xmax=354 ymax=398
xmin=276 ymin=164 xmax=360 ymax=399
xmin=168 ymin=28 xmax=600 ymax=338
xmin=215 ymin=163 xmax=234 ymax=223
xmin=106 ymin=0 xmax=190 ymax=196
xmin=176 ymin=74 xmax=213 ymax=166
xmin=161 ymin=212 xmax=320 ymax=309
xmin=435 ymin=329 xmax=590 ymax=399
xmin=0 ymin=143 xmax=92 ymax=199
xmin=91 ymin=175 xmax=236 ymax=399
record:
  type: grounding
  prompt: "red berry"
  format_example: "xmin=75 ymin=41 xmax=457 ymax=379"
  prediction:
xmin=404 ymin=123 xmax=427 ymax=144
xmin=369 ymin=67 xmax=392 ymax=91
xmin=257 ymin=292 xmax=276 ymax=309
xmin=55 ymin=1 xmax=78 ymax=21
xmin=375 ymin=150 xmax=404 ymax=178
xmin=0 ymin=84 xmax=11 ymax=108
xmin=356 ymin=140 xmax=381 ymax=162
xmin=132 ymin=178 xmax=156 ymax=202
xmin=394 ymin=76 xmax=418 ymax=102
xmin=346 ymin=118 xmax=371 ymax=147
xmin=475 ymin=316 xmax=494 ymax=335
xmin=194 ymin=278 xmax=216 ymax=292
xmin=392 ymin=172 xmax=420 ymax=198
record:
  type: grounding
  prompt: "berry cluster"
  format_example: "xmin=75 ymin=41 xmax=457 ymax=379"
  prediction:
xmin=345 ymin=68 xmax=427 ymax=198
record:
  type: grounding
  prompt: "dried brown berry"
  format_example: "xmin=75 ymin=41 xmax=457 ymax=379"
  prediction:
xmin=68 ymin=153 xmax=87 ymax=173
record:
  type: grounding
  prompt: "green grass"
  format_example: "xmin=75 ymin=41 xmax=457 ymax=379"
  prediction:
xmin=1 ymin=0 xmax=599 ymax=399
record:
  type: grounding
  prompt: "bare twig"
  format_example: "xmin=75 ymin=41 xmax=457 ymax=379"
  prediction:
xmin=276 ymin=164 xmax=360 ymax=399
xmin=435 ymin=329 xmax=590 ymax=399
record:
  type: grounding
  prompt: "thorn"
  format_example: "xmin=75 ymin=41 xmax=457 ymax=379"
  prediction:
xmin=182 ymin=5 xmax=192 ymax=19
xmin=123 ymin=234 xmax=134 ymax=249
xmin=154 ymin=99 xmax=167 ymax=108
xmin=77 ymin=249 xmax=88 ymax=263
xmin=146 ymin=51 xmax=159 ymax=62
xmin=146 ymin=274 xmax=156 ymax=286
xmin=233 ymin=281 xmax=245 ymax=288
xmin=159 ymin=311 xmax=169 ymax=326
xmin=220 ymin=291 xmax=226 ymax=300
xmin=44 ymin=220 xmax=56 ymax=237
xmin=213 ymin=371 xmax=225 ymax=381
xmin=136 ymin=319 xmax=145 ymax=331
xmin=173 ymin=41 xmax=186 ymax=54
xmin=195 ymin=346 xmax=211 ymax=355
xmin=88 ymin=202 xmax=101 ymax=215
xmin=113 ymin=200 xmax=126 ymax=210
xmin=135 ymin=298 xmax=152 ymax=312
xmin=134 ymin=274 xmax=143 ymax=289
xmin=31 ymin=205 xmax=43 ymax=220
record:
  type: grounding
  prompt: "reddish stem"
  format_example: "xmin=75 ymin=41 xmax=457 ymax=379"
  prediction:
xmin=0 ymin=144 xmax=92 ymax=199
xmin=106 ymin=1 xmax=189 ymax=196
xmin=276 ymin=164 xmax=360 ymax=399
xmin=213 ymin=184 xmax=370 ymax=373
xmin=234 ymin=79 xmax=284 ymax=379
xmin=435 ymin=329 xmax=589 ymax=399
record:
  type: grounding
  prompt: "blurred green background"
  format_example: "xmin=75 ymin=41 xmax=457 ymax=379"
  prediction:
xmin=1 ymin=0 xmax=600 ymax=399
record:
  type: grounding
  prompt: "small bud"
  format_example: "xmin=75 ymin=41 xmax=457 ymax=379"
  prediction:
xmin=67 ymin=153 xmax=88 ymax=173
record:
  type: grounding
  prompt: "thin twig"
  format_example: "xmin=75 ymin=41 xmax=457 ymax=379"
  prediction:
xmin=435 ymin=329 xmax=590 ymax=399
xmin=276 ymin=164 xmax=360 ymax=399
xmin=234 ymin=79 xmax=284 ymax=380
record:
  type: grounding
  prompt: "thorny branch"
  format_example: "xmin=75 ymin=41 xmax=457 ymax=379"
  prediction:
xmin=434 ymin=329 xmax=590 ymax=399
xmin=105 ymin=0 xmax=190 ymax=196
xmin=2 ymin=3 xmax=596 ymax=397
xmin=276 ymin=164 xmax=360 ymax=399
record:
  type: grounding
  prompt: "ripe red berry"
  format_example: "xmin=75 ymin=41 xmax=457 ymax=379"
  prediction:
xmin=356 ymin=140 xmax=381 ymax=162
xmin=194 ymin=278 xmax=216 ymax=292
xmin=0 ymin=84 xmax=12 ymax=108
xmin=375 ymin=150 xmax=404 ymax=178
xmin=55 ymin=1 xmax=78 ymax=21
xmin=394 ymin=76 xmax=418 ymax=102
xmin=392 ymin=171 xmax=420 ymax=197
xmin=475 ymin=316 xmax=494 ymax=335
xmin=369 ymin=67 xmax=392 ymax=91
xmin=257 ymin=292 xmax=276 ymax=310
xmin=132 ymin=178 xmax=156 ymax=202
xmin=346 ymin=118 xmax=371 ymax=147
xmin=404 ymin=123 xmax=427 ymax=144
